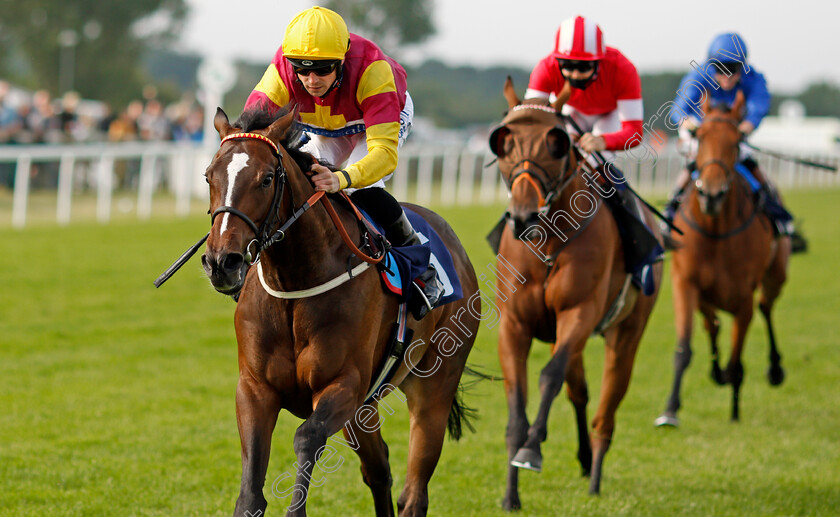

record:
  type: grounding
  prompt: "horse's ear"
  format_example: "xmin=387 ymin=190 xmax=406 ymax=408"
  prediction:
xmin=701 ymin=92 xmax=711 ymax=118
xmin=214 ymin=107 xmax=236 ymax=138
xmin=265 ymin=104 xmax=297 ymax=144
xmin=504 ymin=76 xmax=521 ymax=109
xmin=551 ymin=80 xmax=572 ymax=112
xmin=731 ymin=90 xmax=746 ymax=120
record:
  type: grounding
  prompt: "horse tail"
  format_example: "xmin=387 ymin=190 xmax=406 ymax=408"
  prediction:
xmin=446 ymin=365 xmax=500 ymax=441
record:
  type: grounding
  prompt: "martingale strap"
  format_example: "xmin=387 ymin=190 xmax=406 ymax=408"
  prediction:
xmin=255 ymin=191 xmax=385 ymax=299
xmin=257 ymin=260 xmax=371 ymax=299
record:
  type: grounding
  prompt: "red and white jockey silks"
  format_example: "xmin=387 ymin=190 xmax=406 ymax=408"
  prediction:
xmin=554 ymin=16 xmax=606 ymax=61
xmin=525 ymin=47 xmax=644 ymax=151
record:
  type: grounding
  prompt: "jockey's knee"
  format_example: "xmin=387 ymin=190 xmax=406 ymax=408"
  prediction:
xmin=350 ymin=187 xmax=403 ymax=227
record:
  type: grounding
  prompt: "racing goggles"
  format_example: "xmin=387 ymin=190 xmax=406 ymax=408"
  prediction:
xmin=713 ymin=61 xmax=742 ymax=75
xmin=557 ymin=59 xmax=597 ymax=72
xmin=288 ymin=59 xmax=340 ymax=77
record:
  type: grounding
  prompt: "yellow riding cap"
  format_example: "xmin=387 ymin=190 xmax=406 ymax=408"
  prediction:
xmin=282 ymin=6 xmax=350 ymax=61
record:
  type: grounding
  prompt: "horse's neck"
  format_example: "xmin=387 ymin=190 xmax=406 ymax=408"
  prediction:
xmin=542 ymin=174 xmax=601 ymax=235
xmin=261 ymin=183 xmax=356 ymax=288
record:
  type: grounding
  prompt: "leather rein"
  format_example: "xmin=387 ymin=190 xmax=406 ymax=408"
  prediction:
xmin=214 ymin=132 xmax=384 ymax=267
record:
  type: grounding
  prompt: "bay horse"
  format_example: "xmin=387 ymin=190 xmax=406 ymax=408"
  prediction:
xmin=656 ymin=92 xmax=790 ymax=427
xmin=200 ymin=105 xmax=480 ymax=516
xmin=488 ymin=78 xmax=663 ymax=508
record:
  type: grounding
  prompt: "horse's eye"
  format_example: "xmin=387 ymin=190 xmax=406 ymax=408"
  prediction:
xmin=204 ymin=174 xmax=210 ymax=184
xmin=261 ymin=173 xmax=274 ymax=188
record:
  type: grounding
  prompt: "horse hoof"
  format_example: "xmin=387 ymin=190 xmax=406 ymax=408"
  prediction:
xmin=710 ymin=366 xmax=726 ymax=385
xmin=511 ymin=448 xmax=542 ymax=472
xmin=767 ymin=365 xmax=785 ymax=386
xmin=501 ymin=496 xmax=521 ymax=511
xmin=579 ymin=456 xmax=592 ymax=477
xmin=654 ymin=414 xmax=679 ymax=427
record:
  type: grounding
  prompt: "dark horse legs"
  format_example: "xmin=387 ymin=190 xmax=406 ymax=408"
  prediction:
xmin=397 ymin=355 xmax=468 ymax=517
xmin=657 ymin=279 xmax=697 ymax=427
xmin=234 ymin=378 xmax=281 ymax=517
xmin=498 ymin=319 xmax=531 ymax=511
xmin=348 ymin=412 xmax=395 ymax=517
xmin=588 ymin=318 xmax=645 ymax=495
xmin=564 ymin=353 xmax=592 ymax=477
xmin=512 ymin=308 xmax=597 ymax=472
xmin=511 ymin=345 xmax=571 ymax=472
xmin=285 ymin=381 xmax=362 ymax=517
xmin=761 ymin=238 xmax=789 ymax=387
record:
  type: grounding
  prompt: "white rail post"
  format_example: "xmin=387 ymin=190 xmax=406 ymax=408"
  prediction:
xmin=457 ymin=153 xmax=476 ymax=205
xmin=415 ymin=153 xmax=434 ymax=206
xmin=96 ymin=155 xmax=114 ymax=223
xmin=175 ymin=153 xmax=192 ymax=217
xmin=137 ymin=152 xmax=156 ymax=220
xmin=56 ymin=154 xmax=75 ymax=225
xmin=12 ymin=155 xmax=32 ymax=228
xmin=391 ymin=155 xmax=409 ymax=201
xmin=479 ymin=154 xmax=498 ymax=204
xmin=440 ymin=150 xmax=459 ymax=205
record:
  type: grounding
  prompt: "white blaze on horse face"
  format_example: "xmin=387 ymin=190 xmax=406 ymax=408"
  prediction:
xmin=220 ymin=152 xmax=249 ymax=236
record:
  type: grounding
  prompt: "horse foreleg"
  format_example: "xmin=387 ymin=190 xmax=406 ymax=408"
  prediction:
xmin=347 ymin=410 xmax=394 ymax=517
xmin=727 ymin=306 xmax=753 ymax=422
xmin=287 ymin=381 xmax=362 ymax=517
xmin=498 ymin=319 xmax=532 ymax=511
xmin=233 ymin=377 xmax=281 ymax=517
xmin=588 ymin=315 xmax=645 ymax=495
xmin=513 ymin=310 xmax=593 ymax=474
xmin=760 ymin=239 xmax=789 ymax=386
xmin=700 ymin=304 xmax=724 ymax=385
xmin=656 ymin=279 xmax=698 ymax=428
xmin=564 ymin=352 xmax=591 ymax=477
xmin=760 ymin=299 xmax=785 ymax=386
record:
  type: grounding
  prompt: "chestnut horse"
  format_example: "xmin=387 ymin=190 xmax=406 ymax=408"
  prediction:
xmin=200 ymin=106 xmax=480 ymax=517
xmin=656 ymin=93 xmax=790 ymax=427
xmin=488 ymin=78 xmax=663 ymax=508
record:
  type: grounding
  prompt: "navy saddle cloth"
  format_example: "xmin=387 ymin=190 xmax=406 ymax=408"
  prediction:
xmin=360 ymin=207 xmax=464 ymax=307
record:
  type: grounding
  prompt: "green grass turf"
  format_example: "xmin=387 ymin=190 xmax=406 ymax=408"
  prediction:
xmin=0 ymin=189 xmax=838 ymax=516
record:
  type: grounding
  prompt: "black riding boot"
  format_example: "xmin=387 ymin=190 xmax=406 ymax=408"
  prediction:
xmin=610 ymin=186 xmax=662 ymax=273
xmin=386 ymin=211 xmax=445 ymax=320
xmin=742 ymin=158 xmax=804 ymax=249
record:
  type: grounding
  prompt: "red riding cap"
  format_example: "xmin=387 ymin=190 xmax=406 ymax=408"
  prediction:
xmin=553 ymin=16 xmax=606 ymax=61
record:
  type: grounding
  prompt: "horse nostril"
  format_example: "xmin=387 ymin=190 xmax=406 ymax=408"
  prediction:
xmin=222 ymin=253 xmax=245 ymax=273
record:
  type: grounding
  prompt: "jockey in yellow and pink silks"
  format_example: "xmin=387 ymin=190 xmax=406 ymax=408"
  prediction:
xmin=243 ymin=6 xmax=443 ymax=318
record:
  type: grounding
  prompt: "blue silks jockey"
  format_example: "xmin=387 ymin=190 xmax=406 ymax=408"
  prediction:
xmin=663 ymin=32 xmax=801 ymax=243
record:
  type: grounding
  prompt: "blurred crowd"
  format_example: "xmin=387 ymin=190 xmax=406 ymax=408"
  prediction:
xmin=0 ymin=80 xmax=205 ymax=146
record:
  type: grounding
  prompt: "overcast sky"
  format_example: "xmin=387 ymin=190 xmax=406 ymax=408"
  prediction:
xmin=182 ymin=0 xmax=839 ymax=93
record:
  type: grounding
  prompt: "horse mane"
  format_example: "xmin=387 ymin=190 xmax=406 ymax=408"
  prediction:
xmin=709 ymin=100 xmax=733 ymax=115
xmin=234 ymin=103 xmax=321 ymax=172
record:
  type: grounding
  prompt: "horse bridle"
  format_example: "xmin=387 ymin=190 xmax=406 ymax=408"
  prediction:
xmin=506 ymin=156 xmax=578 ymax=212
xmin=692 ymin=114 xmax=745 ymax=201
xmin=693 ymin=158 xmax=734 ymax=203
xmin=681 ymin=116 xmax=761 ymax=239
xmin=211 ymin=132 xmax=291 ymax=265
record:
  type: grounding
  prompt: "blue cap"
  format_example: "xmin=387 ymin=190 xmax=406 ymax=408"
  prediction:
xmin=707 ymin=32 xmax=748 ymax=62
